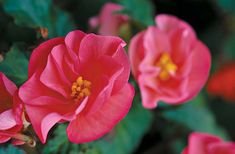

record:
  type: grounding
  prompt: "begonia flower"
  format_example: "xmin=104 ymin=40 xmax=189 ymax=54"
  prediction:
xmin=207 ymin=62 xmax=235 ymax=101
xmin=19 ymin=30 xmax=134 ymax=144
xmin=0 ymin=72 xmax=23 ymax=144
xmin=89 ymin=3 xmax=129 ymax=36
xmin=129 ymin=14 xmax=211 ymax=108
xmin=182 ymin=132 xmax=235 ymax=154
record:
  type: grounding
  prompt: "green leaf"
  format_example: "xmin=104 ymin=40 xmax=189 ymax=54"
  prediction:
xmin=2 ymin=0 xmax=75 ymax=37
xmin=118 ymin=0 xmax=155 ymax=26
xmin=223 ymin=35 xmax=235 ymax=60
xmin=43 ymin=94 xmax=153 ymax=154
xmin=0 ymin=45 xmax=28 ymax=86
xmin=216 ymin=0 xmax=235 ymax=14
xmin=0 ymin=144 xmax=24 ymax=154
xmin=162 ymin=94 xmax=228 ymax=140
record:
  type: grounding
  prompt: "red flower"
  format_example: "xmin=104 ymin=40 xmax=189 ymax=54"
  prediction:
xmin=129 ymin=14 xmax=211 ymax=108
xmin=0 ymin=72 xmax=23 ymax=144
xmin=207 ymin=62 xmax=235 ymax=101
xmin=19 ymin=30 xmax=134 ymax=143
xmin=89 ymin=3 xmax=129 ymax=36
xmin=182 ymin=132 xmax=235 ymax=154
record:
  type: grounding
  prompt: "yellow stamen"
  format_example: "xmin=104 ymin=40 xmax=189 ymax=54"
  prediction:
xmin=71 ymin=76 xmax=92 ymax=100
xmin=156 ymin=52 xmax=177 ymax=80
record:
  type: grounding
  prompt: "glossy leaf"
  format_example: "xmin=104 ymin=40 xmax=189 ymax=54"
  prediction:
xmin=0 ymin=145 xmax=24 ymax=154
xmin=162 ymin=94 xmax=228 ymax=140
xmin=2 ymin=0 xmax=75 ymax=37
xmin=0 ymin=45 xmax=28 ymax=86
xmin=118 ymin=0 xmax=155 ymax=26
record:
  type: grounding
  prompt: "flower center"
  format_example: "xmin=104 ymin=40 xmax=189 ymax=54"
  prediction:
xmin=155 ymin=52 xmax=177 ymax=81
xmin=71 ymin=76 xmax=91 ymax=101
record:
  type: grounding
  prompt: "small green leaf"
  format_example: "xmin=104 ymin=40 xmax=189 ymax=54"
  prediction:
xmin=0 ymin=45 xmax=28 ymax=86
xmin=0 ymin=144 xmax=24 ymax=154
xmin=2 ymin=0 xmax=75 ymax=37
xmin=118 ymin=0 xmax=155 ymax=26
xmin=162 ymin=94 xmax=228 ymax=140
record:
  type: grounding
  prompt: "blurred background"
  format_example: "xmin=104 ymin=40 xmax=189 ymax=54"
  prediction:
xmin=0 ymin=0 xmax=235 ymax=154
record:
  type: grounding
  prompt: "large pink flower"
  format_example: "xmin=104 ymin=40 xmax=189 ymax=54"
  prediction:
xmin=182 ymin=132 xmax=235 ymax=154
xmin=0 ymin=72 xmax=23 ymax=144
xmin=129 ymin=14 xmax=211 ymax=108
xmin=89 ymin=3 xmax=129 ymax=36
xmin=19 ymin=30 xmax=134 ymax=143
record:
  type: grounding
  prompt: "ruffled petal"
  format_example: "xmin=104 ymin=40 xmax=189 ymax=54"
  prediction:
xmin=0 ymin=110 xmax=16 ymax=130
xmin=0 ymin=73 xmax=17 ymax=112
xmin=143 ymin=26 xmax=171 ymax=60
xmin=111 ymin=45 xmax=130 ymax=94
xmin=24 ymin=105 xmax=63 ymax=143
xmin=183 ymin=40 xmax=211 ymax=102
xmin=208 ymin=142 xmax=235 ymax=154
xmin=19 ymin=72 xmax=66 ymax=104
xmin=28 ymin=38 xmax=64 ymax=77
xmin=40 ymin=45 xmax=71 ymax=98
xmin=65 ymin=30 xmax=86 ymax=54
xmin=128 ymin=31 xmax=146 ymax=78
xmin=187 ymin=132 xmax=222 ymax=154
xmin=66 ymin=84 xmax=134 ymax=143
xmin=155 ymin=14 xmax=196 ymax=37
xmin=79 ymin=34 xmax=125 ymax=63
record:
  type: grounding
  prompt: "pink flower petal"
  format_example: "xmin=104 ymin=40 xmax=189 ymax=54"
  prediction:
xmin=79 ymin=34 xmax=125 ymax=63
xmin=28 ymin=38 xmax=64 ymax=77
xmin=155 ymin=14 xmax=196 ymax=37
xmin=65 ymin=30 xmax=86 ymax=54
xmin=66 ymin=84 xmax=134 ymax=143
xmin=0 ymin=110 xmax=16 ymax=130
xmin=129 ymin=31 xmax=146 ymax=78
xmin=24 ymin=105 xmax=63 ymax=143
xmin=143 ymin=26 xmax=171 ymax=60
xmin=98 ymin=3 xmax=128 ymax=35
xmin=187 ymin=132 xmax=222 ymax=154
xmin=183 ymin=40 xmax=211 ymax=102
xmin=0 ymin=135 xmax=10 ymax=143
xmin=208 ymin=142 xmax=235 ymax=154
xmin=40 ymin=45 xmax=71 ymax=97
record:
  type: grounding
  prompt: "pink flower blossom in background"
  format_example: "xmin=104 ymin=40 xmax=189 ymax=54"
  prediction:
xmin=19 ymin=30 xmax=134 ymax=144
xmin=182 ymin=132 xmax=235 ymax=154
xmin=129 ymin=14 xmax=211 ymax=108
xmin=89 ymin=3 xmax=129 ymax=36
xmin=0 ymin=72 xmax=23 ymax=145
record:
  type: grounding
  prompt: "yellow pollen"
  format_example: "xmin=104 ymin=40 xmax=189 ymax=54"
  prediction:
xmin=71 ymin=76 xmax=92 ymax=100
xmin=156 ymin=52 xmax=177 ymax=80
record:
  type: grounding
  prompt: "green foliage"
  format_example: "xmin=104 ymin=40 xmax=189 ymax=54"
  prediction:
xmin=216 ymin=0 xmax=235 ymax=14
xmin=2 ymin=0 xmax=75 ymax=37
xmin=118 ymin=0 xmax=155 ymax=26
xmin=0 ymin=45 xmax=28 ymax=86
xmin=43 ymin=96 xmax=153 ymax=154
xmin=0 ymin=144 xmax=24 ymax=154
xmin=162 ymin=94 xmax=228 ymax=140
xmin=223 ymin=35 xmax=235 ymax=60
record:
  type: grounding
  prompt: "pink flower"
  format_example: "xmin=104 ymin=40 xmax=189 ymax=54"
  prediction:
xmin=129 ymin=14 xmax=211 ymax=108
xmin=0 ymin=72 xmax=23 ymax=144
xmin=89 ymin=3 xmax=129 ymax=36
xmin=19 ymin=30 xmax=134 ymax=144
xmin=182 ymin=132 xmax=235 ymax=154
